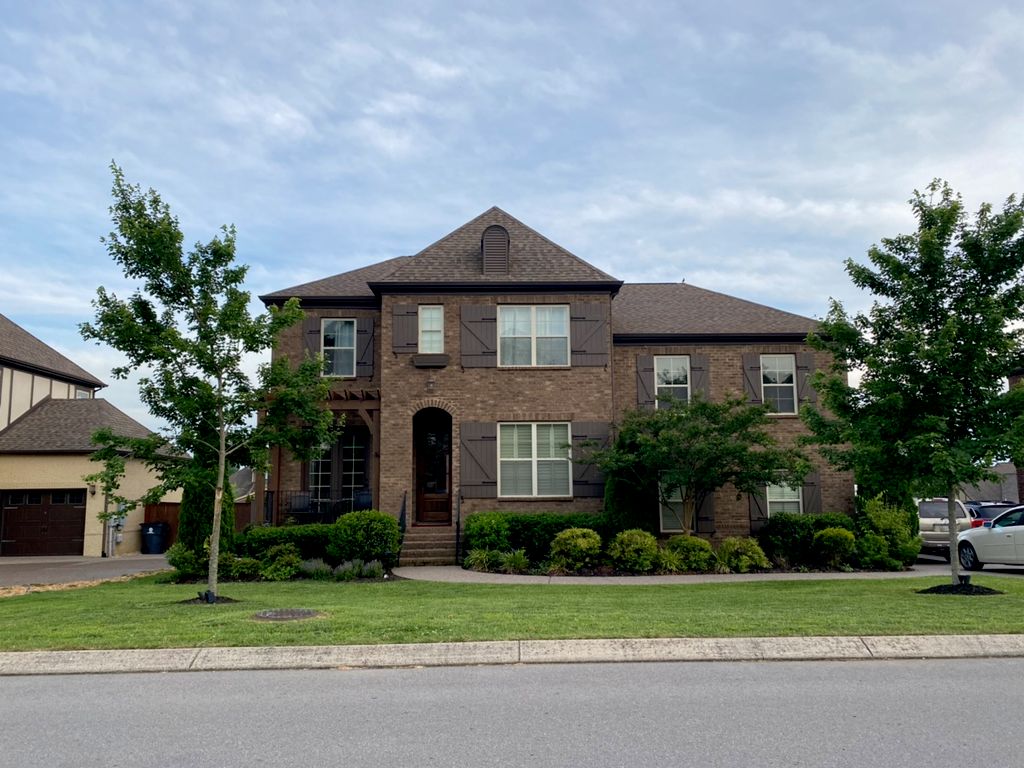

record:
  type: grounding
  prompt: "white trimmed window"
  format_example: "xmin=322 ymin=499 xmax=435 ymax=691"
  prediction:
xmin=418 ymin=305 xmax=444 ymax=353
xmin=761 ymin=354 xmax=797 ymax=414
xmin=655 ymin=355 xmax=690 ymax=408
xmin=498 ymin=422 xmax=571 ymax=497
xmin=322 ymin=319 xmax=356 ymax=377
xmin=498 ymin=305 xmax=569 ymax=367
xmin=659 ymin=483 xmax=686 ymax=533
xmin=308 ymin=444 xmax=332 ymax=507
xmin=75 ymin=388 xmax=93 ymax=400
xmin=766 ymin=483 xmax=802 ymax=515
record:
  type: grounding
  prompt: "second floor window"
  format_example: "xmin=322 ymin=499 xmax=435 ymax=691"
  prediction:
xmin=322 ymin=319 xmax=356 ymax=377
xmin=418 ymin=306 xmax=444 ymax=353
xmin=498 ymin=305 xmax=569 ymax=367
xmin=761 ymin=354 xmax=797 ymax=414
xmin=655 ymin=355 xmax=690 ymax=408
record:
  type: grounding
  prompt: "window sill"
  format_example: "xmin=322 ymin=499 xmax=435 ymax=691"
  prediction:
xmin=496 ymin=366 xmax=572 ymax=371
xmin=413 ymin=353 xmax=449 ymax=368
xmin=497 ymin=496 xmax=574 ymax=501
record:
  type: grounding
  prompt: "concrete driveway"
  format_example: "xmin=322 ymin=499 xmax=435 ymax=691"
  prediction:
xmin=0 ymin=554 xmax=170 ymax=587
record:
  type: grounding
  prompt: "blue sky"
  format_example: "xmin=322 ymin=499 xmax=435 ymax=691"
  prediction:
xmin=2 ymin=1 xmax=1023 ymax=426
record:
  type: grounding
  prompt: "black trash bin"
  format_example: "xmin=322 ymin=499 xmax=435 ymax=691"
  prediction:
xmin=140 ymin=522 xmax=170 ymax=554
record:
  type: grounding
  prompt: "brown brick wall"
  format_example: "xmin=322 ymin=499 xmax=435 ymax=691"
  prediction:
xmin=379 ymin=294 xmax=615 ymax=522
xmin=612 ymin=342 xmax=855 ymax=541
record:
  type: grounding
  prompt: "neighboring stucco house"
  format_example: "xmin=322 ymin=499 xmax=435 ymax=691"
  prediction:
xmin=0 ymin=313 xmax=165 ymax=556
xmin=258 ymin=208 xmax=854 ymax=562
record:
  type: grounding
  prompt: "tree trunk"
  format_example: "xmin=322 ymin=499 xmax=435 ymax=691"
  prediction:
xmin=205 ymin=401 xmax=227 ymax=600
xmin=947 ymin=491 xmax=960 ymax=586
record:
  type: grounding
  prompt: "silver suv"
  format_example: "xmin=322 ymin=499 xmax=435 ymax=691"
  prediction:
xmin=918 ymin=498 xmax=973 ymax=561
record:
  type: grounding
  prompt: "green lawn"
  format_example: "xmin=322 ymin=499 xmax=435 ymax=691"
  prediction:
xmin=1 ymin=575 xmax=1023 ymax=652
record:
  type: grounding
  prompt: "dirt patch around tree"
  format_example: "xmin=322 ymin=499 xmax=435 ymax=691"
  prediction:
xmin=917 ymin=583 xmax=1004 ymax=596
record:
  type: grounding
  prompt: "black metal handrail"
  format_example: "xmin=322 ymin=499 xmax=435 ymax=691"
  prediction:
xmin=398 ymin=490 xmax=407 ymax=536
xmin=455 ymin=494 xmax=462 ymax=564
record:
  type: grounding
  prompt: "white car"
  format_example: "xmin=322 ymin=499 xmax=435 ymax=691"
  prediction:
xmin=957 ymin=505 xmax=1024 ymax=570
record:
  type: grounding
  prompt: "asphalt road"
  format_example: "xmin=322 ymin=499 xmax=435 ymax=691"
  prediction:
xmin=0 ymin=659 xmax=1015 ymax=767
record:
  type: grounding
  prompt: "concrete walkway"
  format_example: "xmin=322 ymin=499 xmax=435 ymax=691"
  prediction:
xmin=391 ymin=562 xmax=974 ymax=585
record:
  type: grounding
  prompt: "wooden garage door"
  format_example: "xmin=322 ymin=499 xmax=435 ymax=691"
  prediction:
xmin=0 ymin=490 xmax=87 ymax=556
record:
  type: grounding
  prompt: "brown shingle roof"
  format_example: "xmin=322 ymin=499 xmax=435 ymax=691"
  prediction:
xmin=0 ymin=398 xmax=154 ymax=454
xmin=612 ymin=283 xmax=818 ymax=337
xmin=260 ymin=208 xmax=620 ymax=303
xmin=376 ymin=207 xmax=620 ymax=285
xmin=0 ymin=313 xmax=104 ymax=388
xmin=260 ymin=255 xmax=411 ymax=301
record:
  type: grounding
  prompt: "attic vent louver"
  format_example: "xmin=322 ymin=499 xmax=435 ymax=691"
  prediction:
xmin=481 ymin=225 xmax=509 ymax=275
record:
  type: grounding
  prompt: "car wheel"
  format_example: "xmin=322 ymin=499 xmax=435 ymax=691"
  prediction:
xmin=958 ymin=542 xmax=983 ymax=571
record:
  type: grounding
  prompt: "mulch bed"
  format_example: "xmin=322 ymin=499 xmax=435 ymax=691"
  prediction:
xmin=917 ymin=583 xmax=1004 ymax=596
xmin=179 ymin=594 xmax=241 ymax=604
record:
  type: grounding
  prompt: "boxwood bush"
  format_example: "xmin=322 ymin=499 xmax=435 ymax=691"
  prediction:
xmin=464 ymin=512 xmax=609 ymax=563
xmin=665 ymin=535 xmax=716 ymax=573
xmin=716 ymin=537 xmax=771 ymax=573
xmin=549 ymin=527 xmax=602 ymax=571
xmin=327 ymin=510 xmax=401 ymax=566
xmin=236 ymin=523 xmax=334 ymax=561
xmin=463 ymin=513 xmax=512 ymax=552
xmin=607 ymin=529 xmax=659 ymax=573
xmin=758 ymin=512 xmax=856 ymax=568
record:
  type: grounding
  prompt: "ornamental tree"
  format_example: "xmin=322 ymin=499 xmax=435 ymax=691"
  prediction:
xmin=587 ymin=395 xmax=810 ymax=534
xmin=803 ymin=180 xmax=1024 ymax=583
xmin=81 ymin=164 xmax=338 ymax=600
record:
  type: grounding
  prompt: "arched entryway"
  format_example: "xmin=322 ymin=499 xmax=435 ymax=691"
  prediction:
xmin=413 ymin=408 xmax=452 ymax=525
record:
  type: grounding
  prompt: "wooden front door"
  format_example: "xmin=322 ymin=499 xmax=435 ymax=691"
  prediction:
xmin=414 ymin=409 xmax=452 ymax=525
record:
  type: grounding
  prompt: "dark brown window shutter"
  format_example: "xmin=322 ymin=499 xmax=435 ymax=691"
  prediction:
xmin=796 ymin=353 xmax=817 ymax=404
xmin=459 ymin=422 xmax=497 ymax=498
xmin=691 ymin=354 xmax=710 ymax=400
xmin=696 ymin=491 xmax=715 ymax=534
xmin=303 ymin=315 xmax=320 ymax=359
xmin=460 ymin=305 xmax=497 ymax=368
xmin=392 ymin=305 xmax=418 ymax=353
xmin=570 ymin=303 xmax=609 ymax=367
xmin=748 ymin=488 xmax=769 ymax=533
xmin=637 ymin=355 xmax=655 ymax=409
xmin=742 ymin=353 xmax=762 ymax=405
xmin=802 ymin=471 xmax=822 ymax=514
xmin=356 ymin=318 xmax=375 ymax=378
xmin=571 ymin=422 xmax=610 ymax=497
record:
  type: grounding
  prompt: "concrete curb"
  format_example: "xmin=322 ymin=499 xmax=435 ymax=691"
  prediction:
xmin=3 ymin=634 xmax=1024 ymax=676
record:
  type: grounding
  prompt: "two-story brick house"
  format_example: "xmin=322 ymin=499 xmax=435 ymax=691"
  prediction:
xmin=259 ymin=208 xmax=853 ymax=560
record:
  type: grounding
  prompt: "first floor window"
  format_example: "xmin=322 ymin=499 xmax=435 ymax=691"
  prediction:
xmin=660 ymin=484 xmax=686 ymax=533
xmin=761 ymin=354 xmax=797 ymax=414
xmin=498 ymin=305 xmax=569 ymax=366
xmin=322 ymin=319 xmax=356 ymax=377
xmin=418 ymin=305 xmax=444 ymax=353
xmin=766 ymin=483 xmax=802 ymax=515
xmin=499 ymin=422 xmax=571 ymax=497
xmin=655 ymin=355 xmax=690 ymax=407
xmin=308 ymin=444 xmax=333 ymax=512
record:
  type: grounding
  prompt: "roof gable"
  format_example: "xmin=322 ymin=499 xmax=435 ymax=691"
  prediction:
xmin=0 ymin=313 xmax=104 ymax=388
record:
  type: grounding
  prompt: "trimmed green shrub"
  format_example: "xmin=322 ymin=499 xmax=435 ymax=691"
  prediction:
xmin=500 ymin=549 xmax=530 ymax=575
xmin=299 ymin=557 xmax=334 ymax=581
xmin=236 ymin=523 xmax=334 ymax=561
xmin=165 ymin=542 xmax=205 ymax=581
xmin=665 ymin=535 xmax=716 ymax=573
xmin=862 ymin=497 xmax=921 ymax=567
xmin=327 ymin=510 xmax=401 ymax=566
xmin=550 ymin=527 xmax=602 ymax=571
xmin=653 ymin=547 xmax=683 ymax=574
xmin=501 ymin=512 xmax=609 ymax=563
xmin=463 ymin=513 xmax=512 ymax=551
xmin=607 ymin=529 xmax=659 ymax=573
xmin=259 ymin=543 xmax=302 ymax=581
xmin=229 ymin=556 xmax=261 ymax=581
xmin=813 ymin=527 xmax=856 ymax=568
xmin=855 ymin=531 xmax=899 ymax=570
xmin=716 ymin=537 xmax=771 ymax=573
xmin=758 ymin=512 xmax=856 ymax=568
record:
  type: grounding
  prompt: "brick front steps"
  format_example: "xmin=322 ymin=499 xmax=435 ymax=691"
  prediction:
xmin=398 ymin=527 xmax=458 ymax=566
